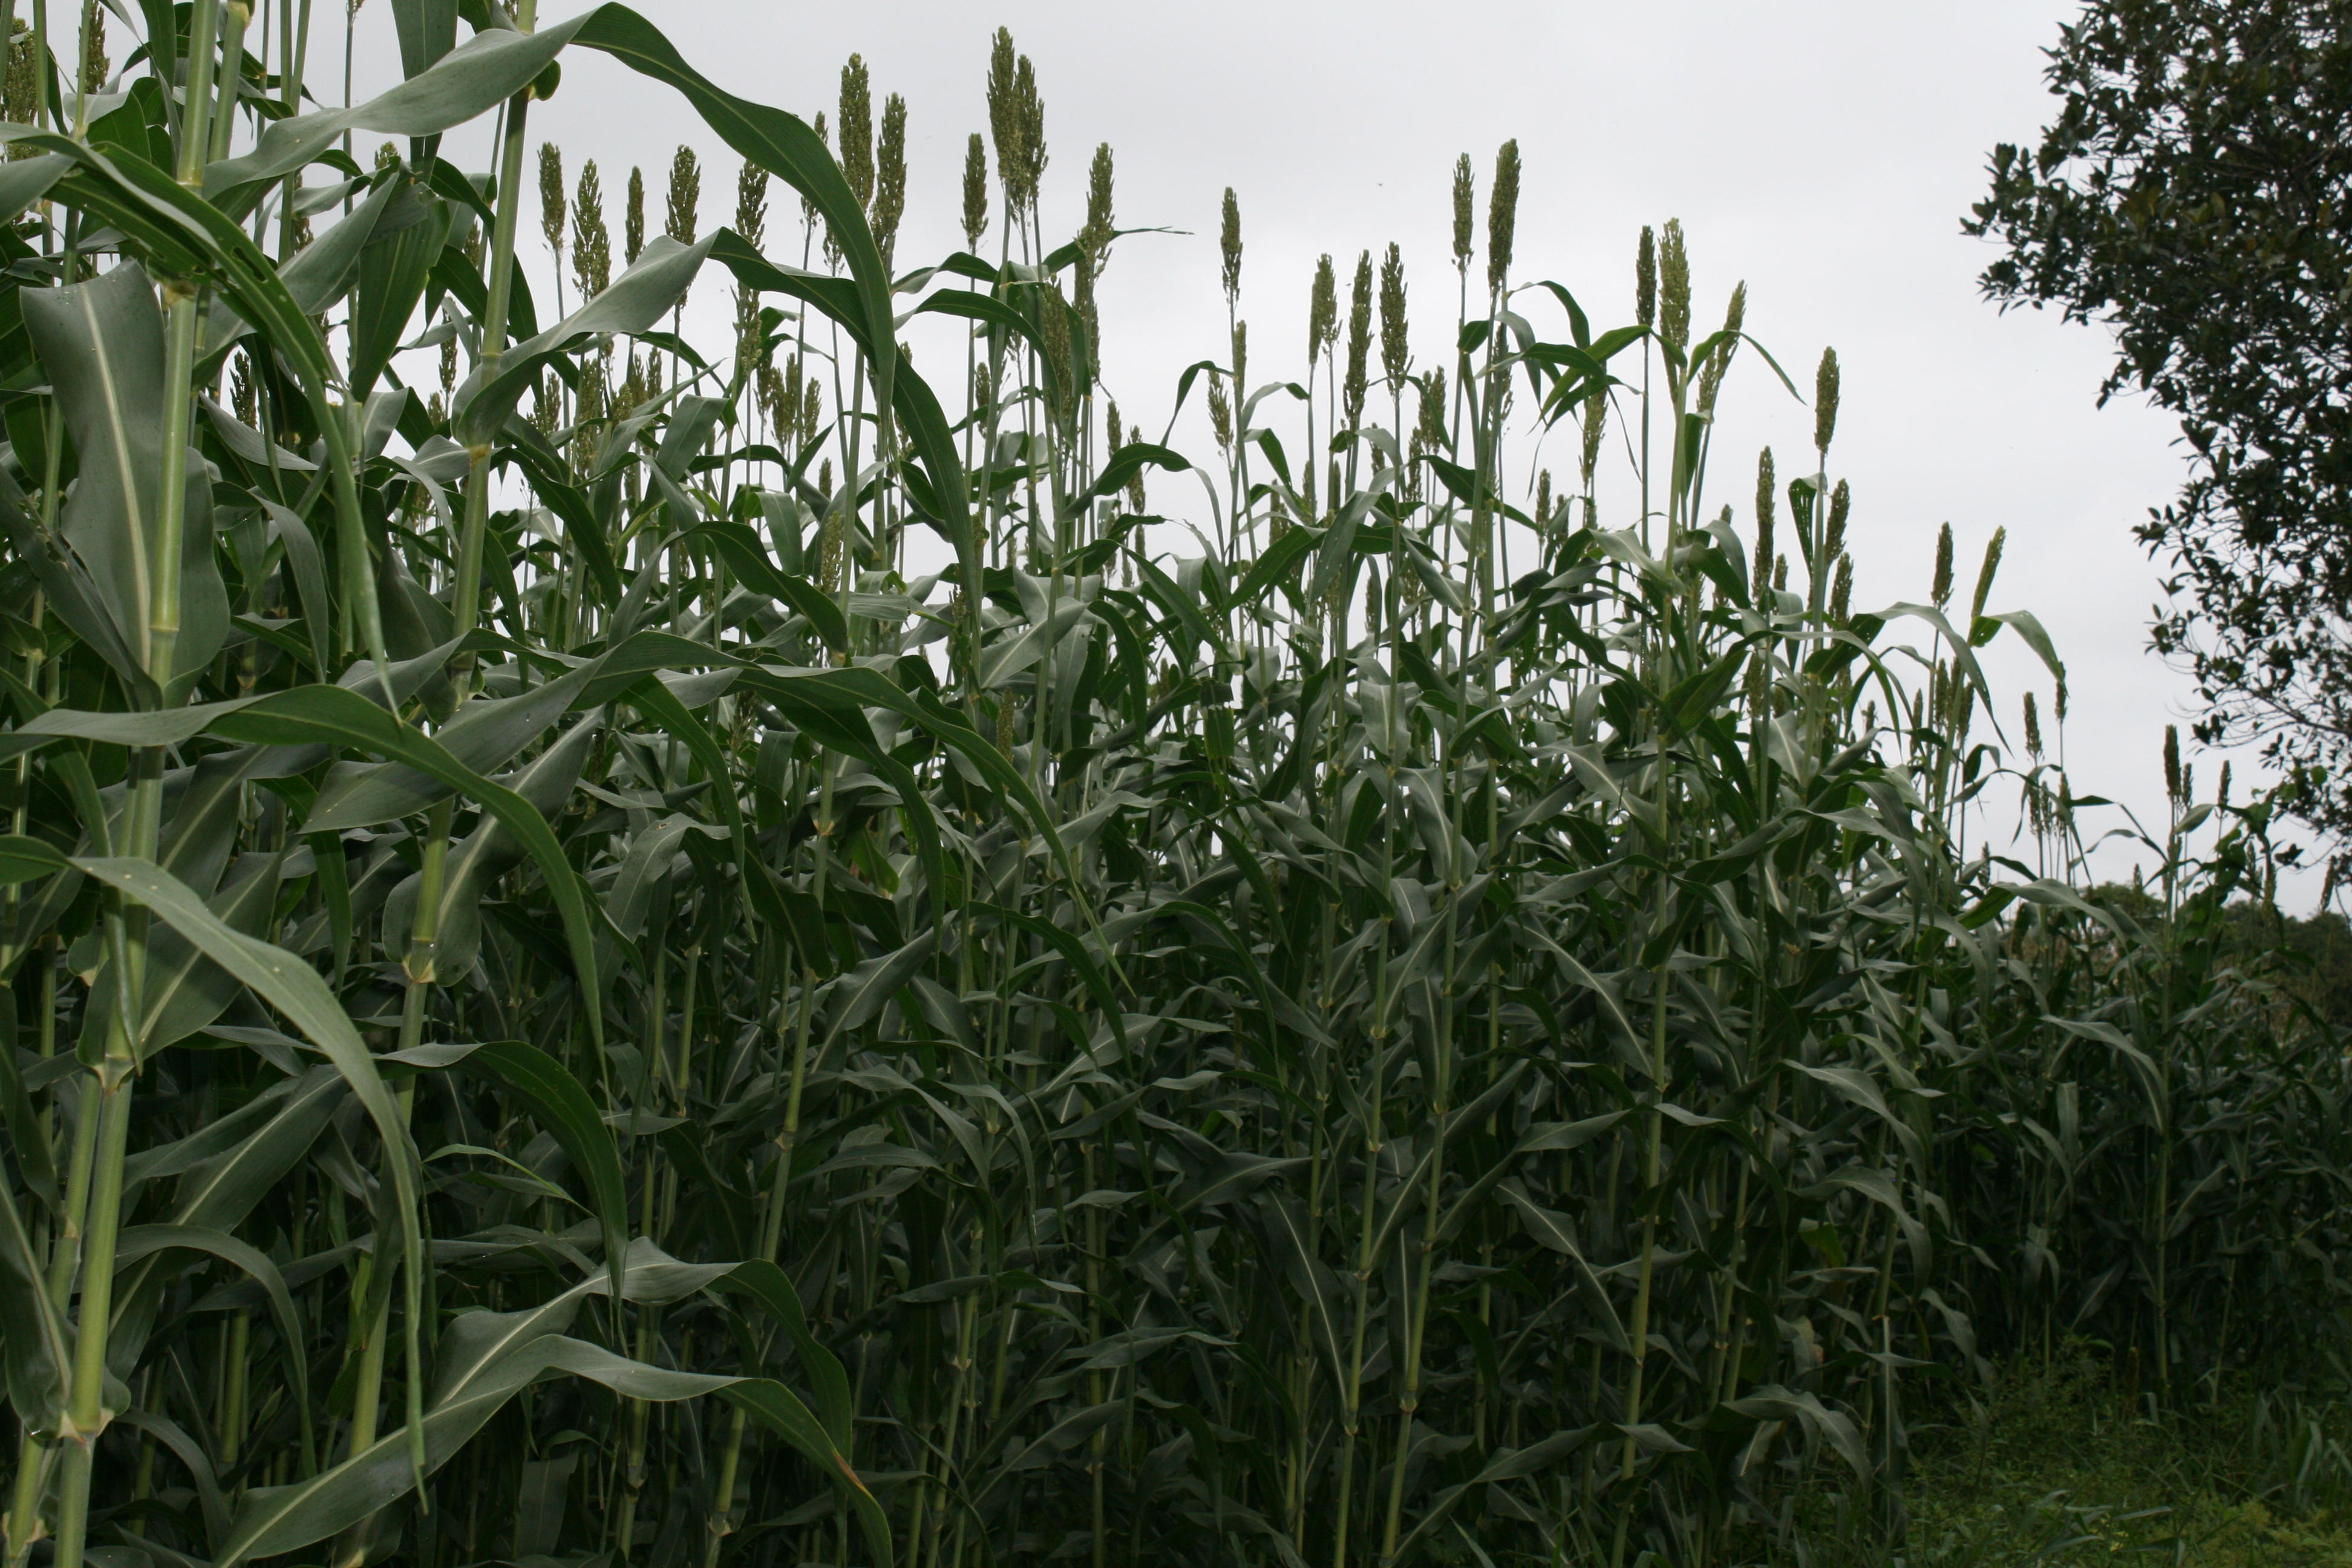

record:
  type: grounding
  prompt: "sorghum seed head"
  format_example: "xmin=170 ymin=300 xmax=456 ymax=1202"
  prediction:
xmin=1970 ymin=524 xmax=2005 ymax=624
xmin=1635 ymin=226 xmax=1656 ymax=330
xmin=874 ymin=93 xmax=907 ymax=272
xmin=1379 ymin=243 xmax=1410 ymax=388
xmin=1415 ymin=368 xmax=1448 ymax=452
xmin=80 ymin=8 xmax=106 ymax=94
xmin=1697 ymin=281 xmax=1746 ymax=416
xmin=573 ymin=160 xmax=611 ymax=300
xmin=626 ymin=166 xmax=645 ymax=263
xmin=758 ymin=364 xmax=784 ymax=430
xmin=805 ymin=113 xmax=826 ymax=230
xmin=838 ymin=54 xmax=874 ymax=213
xmin=962 ymin=133 xmax=988 ymax=252
xmin=1344 ymin=250 xmax=1372 ymax=428
xmin=665 ymin=146 xmax=700 ymax=309
xmin=1220 ymin=187 xmax=1243 ymax=302
xmin=1084 ymin=142 xmax=1115 ymax=267
xmin=1075 ymin=250 xmax=1099 ymax=387
xmin=987 ymin=29 xmax=1019 ymax=192
xmin=4 ymin=24 xmax=38 ymax=134
xmin=1486 ymin=139 xmax=1520 ymax=298
xmin=1815 ymin=346 xmax=1841 ymax=454
xmin=1013 ymin=54 xmax=1046 ymax=209
xmin=1451 ymin=154 xmax=1474 ymax=272
xmin=538 ymin=142 xmax=566 ymax=257
xmin=736 ymin=159 xmax=769 ymax=254
xmin=232 ymin=353 xmax=256 ymax=426
xmin=1824 ymin=477 xmax=1849 ymax=563
xmin=1932 ymin=521 xmax=1955 ymax=608
xmin=1309 ymin=254 xmax=1337 ymax=367
xmin=1658 ymin=218 xmax=1690 ymax=354
xmin=1040 ymin=283 xmax=1076 ymax=424
xmin=665 ymin=145 xmax=700 ymax=244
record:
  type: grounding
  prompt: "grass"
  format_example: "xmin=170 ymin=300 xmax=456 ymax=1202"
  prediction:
xmin=1871 ymin=1351 xmax=2352 ymax=1568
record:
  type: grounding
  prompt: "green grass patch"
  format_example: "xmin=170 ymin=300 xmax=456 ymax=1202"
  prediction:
xmin=1892 ymin=1352 xmax=2352 ymax=1568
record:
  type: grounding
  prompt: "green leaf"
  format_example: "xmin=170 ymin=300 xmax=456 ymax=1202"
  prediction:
xmin=349 ymin=180 xmax=451 ymax=396
xmin=1725 ymin=1385 xmax=1869 ymax=1474
xmin=0 ymin=153 xmax=70 ymax=223
xmin=71 ymin=855 xmax=426 ymax=1396
xmin=114 ymin=1408 xmax=232 ymax=1547
xmin=15 ymin=132 xmax=391 ymax=676
xmin=462 ymin=1040 xmax=630 ymax=1304
xmin=822 ymin=930 xmax=939 ymax=1050
xmin=168 ymin=1065 xmax=346 ymax=1232
xmin=0 ymin=833 xmax=70 ymax=884
xmin=80 ymin=851 xmax=287 ymax=1060
xmin=393 ymin=0 xmax=460 ymax=80
xmin=0 ymin=1143 xmax=72 ymax=1435
xmin=111 ymin=1223 xmax=312 ymax=1451
xmin=686 ymin=520 xmax=845 ymax=651
xmin=272 ymin=169 xmax=404 ymax=322
xmin=20 ymin=262 xmax=229 ymax=694
xmin=1258 ymin=1193 xmax=1347 ymax=1390
xmin=455 ymin=231 xmax=718 ymax=445
xmin=304 ymin=656 xmax=602 ymax=830
xmin=199 ymin=684 xmax=607 ymax=1044
xmin=422 ymin=716 xmax=596 ymax=976
xmin=207 ymin=21 xmax=587 ymax=197
xmin=708 ymin=1259 xmax=855 ymax=1447
xmin=701 ymin=227 xmax=974 ymax=598
xmin=1495 ymin=1181 xmax=1628 ymax=1354
xmin=0 ymin=993 xmax=57 ymax=1209
xmin=218 ymin=1301 xmax=887 ymax=1568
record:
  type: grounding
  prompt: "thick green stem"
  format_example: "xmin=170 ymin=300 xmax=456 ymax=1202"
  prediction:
xmin=48 ymin=1037 xmax=137 ymax=1568
xmin=206 ymin=2 xmax=247 ymax=163
xmin=48 ymin=4 xmax=221 ymax=1558
xmin=450 ymin=38 xmax=534 ymax=654
xmin=277 ymin=0 xmax=312 ymax=261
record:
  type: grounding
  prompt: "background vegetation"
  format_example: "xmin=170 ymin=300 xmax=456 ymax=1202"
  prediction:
xmin=1967 ymin=0 xmax=2352 ymax=859
xmin=0 ymin=4 xmax=2342 ymax=1568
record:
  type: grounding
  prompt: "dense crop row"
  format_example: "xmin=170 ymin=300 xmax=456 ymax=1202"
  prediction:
xmin=0 ymin=7 xmax=2344 ymax=1568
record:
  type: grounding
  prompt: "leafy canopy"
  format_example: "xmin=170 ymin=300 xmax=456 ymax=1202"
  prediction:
xmin=1965 ymin=0 xmax=2352 ymax=850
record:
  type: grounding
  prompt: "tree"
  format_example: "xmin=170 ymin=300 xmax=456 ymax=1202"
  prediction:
xmin=1965 ymin=0 xmax=2352 ymax=849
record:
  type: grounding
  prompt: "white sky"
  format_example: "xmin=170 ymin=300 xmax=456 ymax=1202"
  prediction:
xmin=338 ymin=0 xmax=2311 ymax=903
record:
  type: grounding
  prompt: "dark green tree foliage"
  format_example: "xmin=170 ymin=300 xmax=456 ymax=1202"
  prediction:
xmin=1965 ymin=1 xmax=2352 ymax=844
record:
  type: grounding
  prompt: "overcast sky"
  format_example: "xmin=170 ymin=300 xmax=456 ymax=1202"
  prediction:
xmin=346 ymin=0 xmax=2303 ymax=899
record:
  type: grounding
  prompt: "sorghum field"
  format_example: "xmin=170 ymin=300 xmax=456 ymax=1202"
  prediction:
xmin=0 ymin=7 xmax=2346 ymax=1568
